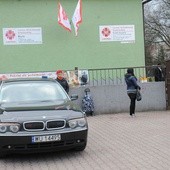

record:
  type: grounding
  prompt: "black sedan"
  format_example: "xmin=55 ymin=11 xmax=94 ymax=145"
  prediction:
xmin=0 ymin=78 xmax=88 ymax=157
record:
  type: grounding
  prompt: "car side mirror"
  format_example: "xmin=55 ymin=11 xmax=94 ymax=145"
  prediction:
xmin=70 ymin=94 xmax=78 ymax=101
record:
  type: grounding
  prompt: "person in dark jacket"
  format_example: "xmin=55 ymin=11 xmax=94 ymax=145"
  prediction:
xmin=125 ymin=68 xmax=141 ymax=117
xmin=55 ymin=70 xmax=69 ymax=94
xmin=154 ymin=63 xmax=164 ymax=82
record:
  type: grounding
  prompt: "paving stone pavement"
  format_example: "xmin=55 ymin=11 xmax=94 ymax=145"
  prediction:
xmin=0 ymin=111 xmax=170 ymax=170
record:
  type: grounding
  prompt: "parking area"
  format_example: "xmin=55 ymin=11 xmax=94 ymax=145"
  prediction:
xmin=0 ymin=111 xmax=170 ymax=170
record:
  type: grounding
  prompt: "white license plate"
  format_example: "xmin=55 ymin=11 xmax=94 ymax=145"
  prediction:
xmin=32 ymin=134 xmax=61 ymax=143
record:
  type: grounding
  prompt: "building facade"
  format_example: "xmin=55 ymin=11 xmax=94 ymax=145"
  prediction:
xmin=0 ymin=0 xmax=145 ymax=73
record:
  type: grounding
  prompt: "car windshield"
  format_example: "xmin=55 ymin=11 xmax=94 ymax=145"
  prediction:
xmin=0 ymin=81 xmax=68 ymax=104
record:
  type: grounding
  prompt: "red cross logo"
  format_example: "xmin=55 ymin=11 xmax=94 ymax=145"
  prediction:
xmin=102 ymin=27 xmax=111 ymax=37
xmin=5 ymin=30 xmax=15 ymax=40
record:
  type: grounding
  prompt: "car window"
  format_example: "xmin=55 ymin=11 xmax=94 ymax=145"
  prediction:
xmin=0 ymin=81 xmax=68 ymax=103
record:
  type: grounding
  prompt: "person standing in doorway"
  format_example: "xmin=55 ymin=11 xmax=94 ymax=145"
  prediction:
xmin=154 ymin=63 xmax=164 ymax=82
xmin=56 ymin=70 xmax=69 ymax=94
xmin=125 ymin=68 xmax=141 ymax=117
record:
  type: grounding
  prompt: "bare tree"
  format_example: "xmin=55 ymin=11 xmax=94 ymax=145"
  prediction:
xmin=144 ymin=0 xmax=170 ymax=47
xmin=144 ymin=0 xmax=170 ymax=65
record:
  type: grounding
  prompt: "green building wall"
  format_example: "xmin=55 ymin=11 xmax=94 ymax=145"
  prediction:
xmin=0 ymin=0 xmax=145 ymax=73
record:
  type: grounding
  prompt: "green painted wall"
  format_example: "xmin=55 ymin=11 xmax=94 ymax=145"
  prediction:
xmin=0 ymin=0 xmax=145 ymax=73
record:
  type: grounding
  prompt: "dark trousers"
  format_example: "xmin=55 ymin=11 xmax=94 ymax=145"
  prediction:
xmin=128 ymin=93 xmax=136 ymax=115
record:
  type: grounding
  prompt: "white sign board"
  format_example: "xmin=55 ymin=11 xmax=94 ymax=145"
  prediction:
xmin=0 ymin=72 xmax=56 ymax=80
xmin=0 ymin=70 xmax=89 ymax=87
xmin=99 ymin=25 xmax=135 ymax=43
xmin=3 ymin=27 xmax=42 ymax=45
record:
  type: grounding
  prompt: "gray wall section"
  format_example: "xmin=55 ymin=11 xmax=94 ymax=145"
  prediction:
xmin=70 ymin=82 xmax=166 ymax=114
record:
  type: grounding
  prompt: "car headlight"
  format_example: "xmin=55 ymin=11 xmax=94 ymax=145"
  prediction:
xmin=0 ymin=125 xmax=7 ymax=133
xmin=0 ymin=123 xmax=20 ymax=133
xmin=77 ymin=118 xmax=86 ymax=127
xmin=68 ymin=121 xmax=77 ymax=128
xmin=68 ymin=118 xmax=87 ymax=129
xmin=9 ymin=124 xmax=20 ymax=133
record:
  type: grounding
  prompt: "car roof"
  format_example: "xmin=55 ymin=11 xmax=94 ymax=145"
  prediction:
xmin=1 ymin=78 xmax=57 ymax=84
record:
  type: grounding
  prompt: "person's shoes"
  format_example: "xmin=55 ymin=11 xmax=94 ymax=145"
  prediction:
xmin=130 ymin=114 xmax=135 ymax=117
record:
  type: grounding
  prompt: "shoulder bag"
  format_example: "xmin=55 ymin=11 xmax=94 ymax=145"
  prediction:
xmin=136 ymin=89 xmax=142 ymax=101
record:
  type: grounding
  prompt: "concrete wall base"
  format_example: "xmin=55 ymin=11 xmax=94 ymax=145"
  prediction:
xmin=70 ymin=82 xmax=166 ymax=115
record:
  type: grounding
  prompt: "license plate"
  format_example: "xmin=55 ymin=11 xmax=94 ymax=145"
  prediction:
xmin=32 ymin=134 xmax=61 ymax=143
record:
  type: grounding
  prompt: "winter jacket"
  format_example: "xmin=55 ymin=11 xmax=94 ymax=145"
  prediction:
xmin=125 ymin=73 xmax=141 ymax=94
xmin=56 ymin=78 xmax=69 ymax=94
